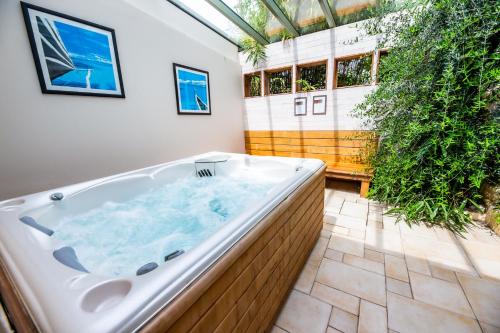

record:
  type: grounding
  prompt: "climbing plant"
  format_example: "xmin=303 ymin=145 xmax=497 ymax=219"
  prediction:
xmin=353 ymin=0 xmax=500 ymax=232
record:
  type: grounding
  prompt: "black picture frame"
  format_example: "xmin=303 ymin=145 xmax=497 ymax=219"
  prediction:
xmin=173 ymin=63 xmax=211 ymax=115
xmin=21 ymin=2 xmax=125 ymax=98
xmin=294 ymin=97 xmax=307 ymax=116
xmin=312 ymin=95 xmax=327 ymax=115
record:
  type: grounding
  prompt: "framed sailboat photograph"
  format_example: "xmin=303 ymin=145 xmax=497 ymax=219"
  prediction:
xmin=21 ymin=2 xmax=125 ymax=97
xmin=173 ymin=63 xmax=211 ymax=115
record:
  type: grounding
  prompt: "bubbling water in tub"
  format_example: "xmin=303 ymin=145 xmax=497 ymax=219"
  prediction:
xmin=53 ymin=174 xmax=279 ymax=276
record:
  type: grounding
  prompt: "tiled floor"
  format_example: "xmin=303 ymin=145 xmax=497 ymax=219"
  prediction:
xmin=272 ymin=186 xmax=500 ymax=333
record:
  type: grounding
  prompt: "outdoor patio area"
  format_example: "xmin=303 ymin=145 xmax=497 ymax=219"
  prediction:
xmin=272 ymin=184 xmax=500 ymax=333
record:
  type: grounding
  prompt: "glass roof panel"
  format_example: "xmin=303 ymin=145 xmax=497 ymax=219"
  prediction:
xmin=276 ymin=0 xmax=328 ymax=35
xmin=176 ymin=0 xmax=250 ymax=44
xmin=328 ymin=0 xmax=378 ymax=26
xmin=221 ymin=0 xmax=286 ymax=43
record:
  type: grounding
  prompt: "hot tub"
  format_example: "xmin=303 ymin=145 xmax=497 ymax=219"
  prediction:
xmin=0 ymin=152 xmax=325 ymax=332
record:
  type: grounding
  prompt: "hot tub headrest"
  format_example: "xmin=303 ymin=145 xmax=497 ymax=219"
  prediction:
xmin=53 ymin=247 xmax=89 ymax=273
xmin=20 ymin=216 xmax=54 ymax=236
xmin=137 ymin=262 xmax=158 ymax=276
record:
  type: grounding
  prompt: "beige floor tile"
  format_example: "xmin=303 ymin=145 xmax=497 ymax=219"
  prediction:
xmin=457 ymin=274 xmax=500 ymax=327
xmin=367 ymin=219 xmax=384 ymax=229
xmin=308 ymin=237 xmax=329 ymax=268
xmin=271 ymin=325 xmax=288 ymax=333
xmin=365 ymin=228 xmax=403 ymax=257
xmin=387 ymin=292 xmax=482 ymax=333
xmin=364 ymin=249 xmax=385 ymax=263
xmin=385 ymin=255 xmax=409 ymax=282
xmin=311 ymin=282 xmax=360 ymax=315
xmin=325 ymin=213 xmax=367 ymax=231
xmin=327 ymin=327 xmax=343 ymax=333
xmin=332 ymin=225 xmax=350 ymax=235
xmin=356 ymin=198 xmax=370 ymax=205
xmin=349 ymin=228 xmax=366 ymax=240
xmin=324 ymin=249 xmax=344 ymax=262
xmin=458 ymin=239 xmax=500 ymax=280
xmin=316 ymin=259 xmax=386 ymax=306
xmin=430 ymin=264 xmax=457 ymax=282
xmin=405 ymin=255 xmax=431 ymax=276
xmin=325 ymin=196 xmax=345 ymax=210
xmin=323 ymin=223 xmax=334 ymax=231
xmin=358 ymin=300 xmax=387 ymax=333
xmin=329 ymin=233 xmax=365 ymax=257
xmin=294 ymin=263 xmax=319 ymax=294
xmin=340 ymin=201 xmax=368 ymax=220
xmin=382 ymin=215 xmax=402 ymax=232
xmin=321 ymin=229 xmax=332 ymax=239
xmin=276 ymin=290 xmax=332 ymax=333
xmin=329 ymin=307 xmax=358 ymax=333
xmin=386 ymin=277 xmax=412 ymax=298
xmin=409 ymin=271 xmax=474 ymax=317
xmin=480 ymin=322 xmax=500 ymax=333
xmin=343 ymin=254 xmax=385 ymax=275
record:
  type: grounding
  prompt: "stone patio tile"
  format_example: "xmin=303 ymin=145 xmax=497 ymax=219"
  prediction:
xmin=480 ymin=322 xmax=500 ymax=333
xmin=316 ymin=259 xmax=386 ymax=306
xmin=356 ymin=198 xmax=370 ymax=205
xmin=430 ymin=264 xmax=457 ymax=282
xmin=367 ymin=219 xmax=383 ymax=229
xmin=294 ymin=263 xmax=318 ymax=294
xmin=387 ymin=292 xmax=482 ymax=333
xmin=433 ymin=227 xmax=457 ymax=243
xmin=458 ymin=239 xmax=500 ymax=280
xmin=271 ymin=325 xmax=288 ymax=333
xmin=348 ymin=228 xmax=366 ymax=240
xmin=328 ymin=233 xmax=365 ymax=257
xmin=385 ymin=255 xmax=409 ymax=282
xmin=324 ymin=213 xmax=367 ymax=231
xmin=325 ymin=206 xmax=342 ymax=215
xmin=276 ymin=290 xmax=331 ymax=333
xmin=405 ymin=255 xmax=431 ymax=276
xmin=327 ymin=327 xmax=343 ymax=333
xmin=457 ymin=274 xmax=500 ymax=327
xmin=400 ymin=222 xmax=437 ymax=240
xmin=386 ymin=277 xmax=412 ymax=298
xmin=332 ymin=225 xmax=350 ymax=235
xmin=365 ymin=228 xmax=403 ymax=257
xmin=324 ymin=249 xmax=343 ymax=262
xmin=340 ymin=201 xmax=368 ymax=220
xmin=323 ymin=223 xmax=334 ymax=231
xmin=343 ymin=254 xmax=385 ymax=275
xmin=364 ymin=249 xmax=385 ymax=263
xmin=463 ymin=224 xmax=500 ymax=246
xmin=311 ymin=282 xmax=360 ymax=315
xmin=382 ymin=215 xmax=401 ymax=232
xmin=325 ymin=196 xmax=345 ymax=210
xmin=358 ymin=300 xmax=387 ymax=333
xmin=329 ymin=307 xmax=358 ymax=333
xmin=321 ymin=229 xmax=332 ymax=239
xmin=409 ymin=271 xmax=474 ymax=317
xmin=308 ymin=237 xmax=329 ymax=268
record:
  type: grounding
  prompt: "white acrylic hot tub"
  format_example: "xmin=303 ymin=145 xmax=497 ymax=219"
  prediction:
xmin=0 ymin=152 xmax=324 ymax=332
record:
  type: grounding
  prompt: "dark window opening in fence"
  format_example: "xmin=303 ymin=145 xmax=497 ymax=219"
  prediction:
xmin=296 ymin=61 xmax=327 ymax=92
xmin=265 ymin=67 xmax=292 ymax=95
xmin=335 ymin=53 xmax=373 ymax=88
xmin=244 ymin=72 xmax=262 ymax=97
xmin=377 ymin=50 xmax=390 ymax=83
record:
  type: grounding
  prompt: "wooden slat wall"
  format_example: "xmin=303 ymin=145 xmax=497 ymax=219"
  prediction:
xmin=245 ymin=130 xmax=377 ymax=173
xmin=141 ymin=166 xmax=325 ymax=333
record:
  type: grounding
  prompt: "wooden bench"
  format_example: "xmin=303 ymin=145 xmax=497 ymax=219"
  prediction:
xmin=244 ymin=130 xmax=378 ymax=197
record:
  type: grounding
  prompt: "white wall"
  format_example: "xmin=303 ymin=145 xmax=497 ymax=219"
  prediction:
xmin=240 ymin=23 xmax=379 ymax=131
xmin=0 ymin=0 xmax=245 ymax=200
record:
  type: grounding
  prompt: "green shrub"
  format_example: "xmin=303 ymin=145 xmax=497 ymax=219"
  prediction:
xmin=354 ymin=0 xmax=500 ymax=232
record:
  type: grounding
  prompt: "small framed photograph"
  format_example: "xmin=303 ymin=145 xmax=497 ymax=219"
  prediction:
xmin=173 ymin=63 xmax=211 ymax=115
xmin=294 ymin=97 xmax=307 ymax=116
xmin=21 ymin=2 xmax=125 ymax=97
xmin=312 ymin=95 xmax=327 ymax=115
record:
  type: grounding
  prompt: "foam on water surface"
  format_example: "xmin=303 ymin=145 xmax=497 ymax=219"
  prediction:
xmin=53 ymin=175 xmax=278 ymax=276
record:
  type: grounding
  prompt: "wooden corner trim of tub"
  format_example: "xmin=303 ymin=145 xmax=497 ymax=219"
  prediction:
xmin=0 ymin=256 xmax=39 ymax=332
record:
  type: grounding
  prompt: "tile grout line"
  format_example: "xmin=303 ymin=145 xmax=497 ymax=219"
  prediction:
xmin=455 ymin=272 xmax=484 ymax=333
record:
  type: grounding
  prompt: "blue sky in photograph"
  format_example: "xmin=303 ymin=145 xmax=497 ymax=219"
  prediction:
xmin=178 ymin=69 xmax=208 ymax=111
xmin=50 ymin=20 xmax=116 ymax=90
